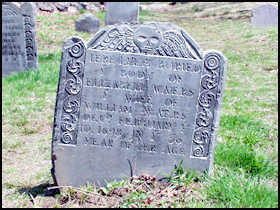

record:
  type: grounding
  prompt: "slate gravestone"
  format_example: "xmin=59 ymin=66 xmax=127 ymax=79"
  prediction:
xmin=2 ymin=2 xmax=38 ymax=77
xmin=75 ymin=13 xmax=100 ymax=33
xmin=105 ymin=2 xmax=139 ymax=25
xmin=51 ymin=22 xmax=227 ymax=187
xmin=251 ymin=4 xmax=278 ymax=27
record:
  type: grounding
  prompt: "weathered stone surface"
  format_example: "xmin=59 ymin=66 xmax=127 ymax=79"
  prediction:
xmin=67 ymin=6 xmax=78 ymax=14
xmin=37 ymin=2 xmax=55 ymax=12
xmin=87 ymin=4 xmax=101 ymax=13
xmin=70 ymin=2 xmax=83 ymax=10
xmin=251 ymin=4 xmax=278 ymax=27
xmin=75 ymin=13 xmax=100 ymax=33
xmin=105 ymin=2 xmax=139 ymax=25
xmin=80 ymin=2 xmax=88 ymax=10
xmin=2 ymin=2 xmax=38 ymax=77
xmin=54 ymin=2 xmax=69 ymax=12
xmin=51 ymin=22 xmax=227 ymax=187
xmin=10 ymin=2 xmax=21 ymax=8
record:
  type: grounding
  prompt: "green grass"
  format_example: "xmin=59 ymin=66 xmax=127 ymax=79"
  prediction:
xmin=204 ymin=167 xmax=278 ymax=208
xmin=95 ymin=10 xmax=105 ymax=21
xmin=2 ymin=2 xmax=278 ymax=208
xmin=215 ymin=142 xmax=277 ymax=178
xmin=167 ymin=160 xmax=200 ymax=186
xmin=192 ymin=5 xmax=204 ymax=12
xmin=140 ymin=2 xmax=154 ymax=5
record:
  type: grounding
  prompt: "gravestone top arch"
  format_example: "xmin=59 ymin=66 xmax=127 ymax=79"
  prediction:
xmin=51 ymin=22 xmax=227 ymax=187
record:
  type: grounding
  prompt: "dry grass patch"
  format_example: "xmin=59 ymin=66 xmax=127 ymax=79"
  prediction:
xmin=36 ymin=12 xmax=103 ymax=54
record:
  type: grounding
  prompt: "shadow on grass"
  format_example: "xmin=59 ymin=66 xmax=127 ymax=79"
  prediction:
xmin=18 ymin=182 xmax=60 ymax=198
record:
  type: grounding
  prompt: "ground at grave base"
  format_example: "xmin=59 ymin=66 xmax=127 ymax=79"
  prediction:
xmin=20 ymin=175 xmax=204 ymax=208
xmin=2 ymin=1 xmax=278 ymax=208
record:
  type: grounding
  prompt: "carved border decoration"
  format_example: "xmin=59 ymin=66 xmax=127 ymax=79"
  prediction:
xmin=2 ymin=3 xmax=22 ymax=16
xmin=87 ymin=23 xmax=202 ymax=60
xmin=59 ymin=41 xmax=86 ymax=144
xmin=21 ymin=2 xmax=38 ymax=70
xmin=23 ymin=15 xmax=35 ymax=68
xmin=191 ymin=52 xmax=223 ymax=158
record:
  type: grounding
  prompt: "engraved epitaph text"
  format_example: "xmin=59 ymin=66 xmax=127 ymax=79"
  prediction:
xmin=52 ymin=22 xmax=227 ymax=187
xmin=2 ymin=2 xmax=37 ymax=77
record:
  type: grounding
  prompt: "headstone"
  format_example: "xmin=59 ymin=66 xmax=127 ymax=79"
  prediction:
xmin=80 ymin=2 xmax=88 ymax=10
xmin=54 ymin=2 xmax=69 ymax=12
xmin=251 ymin=4 xmax=278 ymax=27
xmin=70 ymin=2 xmax=83 ymax=10
xmin=75 ymin=13 xmax=100 ymax=33
xmin=37 ymin=2 xmax=55 ymax=12
xmin=51 ymin=22 xmax=227 ymax=187
xmin=105 ymin=2 xmax=139 ymax=25
xmin=2 ymin=2 xmax=38 ymax=77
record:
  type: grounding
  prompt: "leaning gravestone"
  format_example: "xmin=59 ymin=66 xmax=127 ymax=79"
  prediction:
xmin=105 ymin=2 xmax=139 ymax=25
xmin=251 ymin=4 xmax=278 ymax=27
xmin=2 ymin=2 xmax=38 ymax=77
xmin=51 ymin=22 xmax=227 ymax=187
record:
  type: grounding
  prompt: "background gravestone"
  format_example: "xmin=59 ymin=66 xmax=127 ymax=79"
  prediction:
xmin=75 ymin=13 xmax=100 ymax=33
xmin=251 ymin=4 xmax=278 ymax=27
xmin=51 ymin=22 xmax=227 ymax=187
xmin=105 ymin=2 xmax=139 ymax=25
xmin=2 ymin=2 xmax=38 ymax=77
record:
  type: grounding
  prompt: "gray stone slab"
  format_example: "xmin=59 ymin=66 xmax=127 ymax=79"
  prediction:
xmin=51 ymin=22 xmax=227 ymax=187
xmin=75 ymin=13 xmax=100 ymax=33
xmin=2 ymin=2 xmax=38 ymax=77
xmin=251 ymin=4 xmax=278 ymax=27
xmin=54 ymin=2 xmax=69 ymax=12
xmin=105 ymin=2 xmax=139 ymax=25
xmin=37 ymin=2 xmax=55 ymax=12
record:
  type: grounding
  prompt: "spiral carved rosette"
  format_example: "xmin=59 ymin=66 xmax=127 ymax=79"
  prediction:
xmin=196 ymin=108 xmax=213 ymax=127
xmin=191 ymin=52 xmax=224 ymax=158
xmin=201 ymin=71 xmax=219 ymax=90
xmin=59 ymin=39 xmax=85 ymax=144
xmin=61 ymin=131 xmax=73 ymax=144
xmin=63 ymin=95 xmax=80 ymax=113
xmin=69 ymin=42 xmax=85 ymax=58
xmin=192 ymin=145 xmax=204 ymax=157
xmin=61 ymin=113 xmax=78 ymax=131
xmin=65 ymin=75 xmax=82 ymax=95
xmin=67 ymin=59 xmax=84 ymax=74
xmin=198 ymin=91 xmax=216 ymax=108
xmin=204 ymin=53 xmax=221 ymax=71
xmin=193 ymin=128 xmax=211 ymax=145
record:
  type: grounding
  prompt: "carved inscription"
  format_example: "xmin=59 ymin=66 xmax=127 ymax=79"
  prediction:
xmin=75 ymin=49 xmax=203 ymax=156
xmin=2 ymin=6 xmax=25 ymax=68
xmin=2 ymin=2 xmax=37 ymax=76
xmin=52 ymin=23 xmax=227 ymax=188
